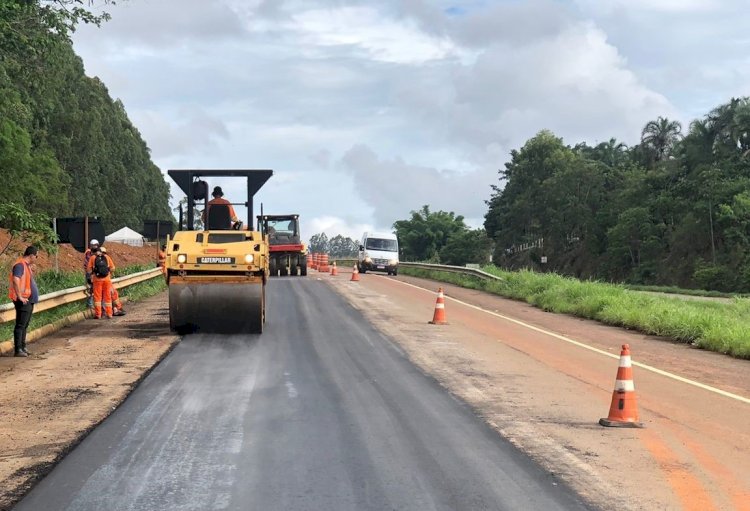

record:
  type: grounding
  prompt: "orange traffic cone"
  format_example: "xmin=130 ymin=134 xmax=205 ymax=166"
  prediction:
xmin=331 ymin=261 xmax=338 ymax=276
xmin=599 ymin=344 xmax=643 ymax=428
xmin=428 ymin=288 xmax=448 ymax=325
xmin=351 ymin=264 xmax=360 ymax=282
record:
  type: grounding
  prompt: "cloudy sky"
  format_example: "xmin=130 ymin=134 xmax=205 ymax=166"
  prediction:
xmin=72 ymin=0 xmax=749 ymax=240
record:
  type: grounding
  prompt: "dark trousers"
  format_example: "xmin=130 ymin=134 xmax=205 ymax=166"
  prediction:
xmin=13 ymin=301 xmax=34 ymax=353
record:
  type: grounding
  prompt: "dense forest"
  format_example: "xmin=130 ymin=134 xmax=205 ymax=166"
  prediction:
xmin=485 ymin=99 xmax=750 ymax=292
xmin=0 ymin=0 xmax=172 ymax=235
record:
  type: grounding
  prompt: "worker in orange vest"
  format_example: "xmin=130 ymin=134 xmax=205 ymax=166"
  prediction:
xmin=83 ymin=239 xmax=99 ymax=309
xmin=110 ymin=286 xmax=126 ymax=316
xmin=202 ymin=186 xmax=239 ymax=228
xmin=9 ymin=246 xmax=39 ymax=357
xmin=100 ymin=247 xmax=126 ymax=315
xmin=87 ymin=246 xmax=116 ymax=319
xmin=157 ymin=244 xmax=167 ymax=275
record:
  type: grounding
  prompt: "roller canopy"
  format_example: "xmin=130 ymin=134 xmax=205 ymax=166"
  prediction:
xmin=168 ymin=169 xmax=273 ymax=228
xmin=168 ymin=169 xmax=273 ymax=197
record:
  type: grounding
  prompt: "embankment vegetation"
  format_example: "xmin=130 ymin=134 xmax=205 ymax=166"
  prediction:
xmin=400 ymin=266 xmax=750 ymax=359
xmin=0 ymin=1 xmax=172 ymax=232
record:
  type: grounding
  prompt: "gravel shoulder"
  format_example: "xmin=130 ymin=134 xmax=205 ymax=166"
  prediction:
xmin=327 ymin=271 xmax=750 ymax=511
xmin=0 ymin=292 xmax=178 ymax=511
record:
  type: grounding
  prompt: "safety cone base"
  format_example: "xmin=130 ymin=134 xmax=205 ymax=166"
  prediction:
xmin=598 ymin=417 xmax=643 ymax=428
xmin=428 ymin=319 xmax=449 ymax=325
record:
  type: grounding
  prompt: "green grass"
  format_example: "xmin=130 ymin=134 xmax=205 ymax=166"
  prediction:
xmin=0 ymin=276 xmax=167 ymax=343
xmin=400 ymin=266 xmax=750 ymax=359
xmin=620 ymin=283 xmax=748 ymax=299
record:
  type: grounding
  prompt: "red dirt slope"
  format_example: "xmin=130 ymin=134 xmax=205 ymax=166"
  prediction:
xmin=0 ymin=229 xmax=160 ymax=273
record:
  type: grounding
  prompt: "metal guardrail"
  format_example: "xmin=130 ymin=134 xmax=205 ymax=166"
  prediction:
xmin=399 ymin=262 xmax=503 ymax=281
xmin=0 ymin=268 xmax=163 ymax=324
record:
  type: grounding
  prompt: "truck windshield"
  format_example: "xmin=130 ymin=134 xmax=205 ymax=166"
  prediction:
xmin=267 ymin=219 xmax=296 ymax=236
xmin=366 ymin=238 xmax=397 ymax=252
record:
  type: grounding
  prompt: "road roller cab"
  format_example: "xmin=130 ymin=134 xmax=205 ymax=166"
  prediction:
xmin=166 ymin=169 xmax=273 ymax=334
xmin=258 ymin=214 xmax=308 ymax=276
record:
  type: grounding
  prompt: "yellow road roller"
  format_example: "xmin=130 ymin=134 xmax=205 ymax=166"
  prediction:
xmin=165 ymin=169 xmax=272 ymax=334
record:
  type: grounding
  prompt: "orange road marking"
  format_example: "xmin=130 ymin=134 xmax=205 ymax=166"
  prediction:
xmin=663 ymin=422 xmax=750 ymax=511
xmin=640 ymin=429 xmax=718 ymax=511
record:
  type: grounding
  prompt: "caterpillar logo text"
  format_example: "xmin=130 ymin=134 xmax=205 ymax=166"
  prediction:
xmin=198 ymin=257 xmax=235 ymax=264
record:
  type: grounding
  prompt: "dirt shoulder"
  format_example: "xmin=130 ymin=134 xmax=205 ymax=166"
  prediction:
xmin=327 ymin=271 xmax=750 ymax=511
xmin=0 ymin=292 xmax=177 ymax=511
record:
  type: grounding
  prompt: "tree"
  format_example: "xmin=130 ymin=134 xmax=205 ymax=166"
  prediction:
xmin=485 ymin=99 xmax=750 ymax=291
xmin=328 ymin=235 xmax=358 ymax=258
xmin=309 ymin=232 xmax=329 ymax=254
xmin=0 ymin=1 xmax=174 ymax=231
xmin=439 ymin=229 xmax=491 ymax=266
xmin=0 ymin=202 xmax=58 ymax=255
xmin=393 ymin=205 xmax=466 ymax=261
xmin=641 ymin=117 xmax=682 ymax=162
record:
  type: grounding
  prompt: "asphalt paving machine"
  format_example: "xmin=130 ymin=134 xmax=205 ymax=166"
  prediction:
xmin=165 ymin=169 xmax=272 ymax=334
xmin=257 ymin=214 xmax=308 ymax=276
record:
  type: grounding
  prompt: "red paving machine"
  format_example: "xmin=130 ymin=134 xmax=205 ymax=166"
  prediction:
xmin=257 ymin=214 xmax=308 ymax=277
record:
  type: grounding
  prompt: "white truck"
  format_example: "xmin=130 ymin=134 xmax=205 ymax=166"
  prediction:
xmin=358 ymin=231 xmax=399 ymax=275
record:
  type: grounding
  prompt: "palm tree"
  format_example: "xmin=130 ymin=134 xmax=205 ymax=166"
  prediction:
xmin=641 ymin=117 xmax=683 ymax=162
xmin=596 ymin=138 xmax=628 ymax=167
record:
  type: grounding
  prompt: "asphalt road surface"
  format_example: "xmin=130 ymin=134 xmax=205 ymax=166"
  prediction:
xmin=14 ymin=279 xmax=593 ymax=511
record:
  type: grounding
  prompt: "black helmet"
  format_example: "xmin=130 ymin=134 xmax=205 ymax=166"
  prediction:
xmin=212 ymin=186 xmax=224 ymax=197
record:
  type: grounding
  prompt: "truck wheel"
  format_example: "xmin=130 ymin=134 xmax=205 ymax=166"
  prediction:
xmin=392 ymin=268 xmax=398 ymax=276
xmin=280 ymin=256 xmax=289 ymax=276
xmin=300 ymin=255 xmax=307 ymax=276
xmin=269 ymin=256 xmax=278 ymax=277
xmin=290 ymin=259 xmax=299 ymax=276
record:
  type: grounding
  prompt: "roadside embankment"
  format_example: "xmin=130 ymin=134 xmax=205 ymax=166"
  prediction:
xmin=400 ymin=266 xmax=750 ymax=359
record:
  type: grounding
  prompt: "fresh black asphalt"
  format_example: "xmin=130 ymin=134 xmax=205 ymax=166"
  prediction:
xmin=14 ymin=278 xmax=594 ymax=511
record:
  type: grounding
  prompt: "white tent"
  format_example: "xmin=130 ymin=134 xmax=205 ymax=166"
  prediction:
xmin=105 ymin=226 xmax=145 ymax=247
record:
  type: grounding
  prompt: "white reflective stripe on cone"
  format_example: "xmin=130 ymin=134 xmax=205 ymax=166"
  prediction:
xmin=435 ymin=303 xmax=445 ymax=309
xmin=619 ymin=355 xmax=632 ymax=367
xmin=615 ymin=380 xmax=635 ymax=392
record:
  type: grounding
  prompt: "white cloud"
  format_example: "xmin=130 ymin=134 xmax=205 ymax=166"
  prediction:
xmin=292 ymin=6 xmax=465 ymax=64
xmin=130 ymin=107 xmax=229 ymax=159
xmin=306 ymin=216 xmax=373 ymax=241
xmin=574 ymin=0 xmax=716 ymax=14
xmin=340 ymin=145 xmax=495 ymax=228
xmin=71 ymin=0 xmax=746 ymax=241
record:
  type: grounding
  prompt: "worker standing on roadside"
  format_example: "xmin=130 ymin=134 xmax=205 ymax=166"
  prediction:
xmin=83 ymin=239 xmax=99 ymax=310
xmin=110 ymin=287 xmax=125 ymax=316
xmin=87 ymin=245 xmax=116 ymax=319
xmin=157 ymin=244 xmax=167 ymax=275
xmin=202 ymin=186 xmax=239 ymax=228
xmin=100 ymin=247 xmax=126 ymax=317
xmin=9 ymin=246 xmax=39 ymax=357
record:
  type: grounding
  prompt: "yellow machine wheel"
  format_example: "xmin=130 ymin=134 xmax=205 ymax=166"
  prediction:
xmin=169 ymin=281 xmax=264 ymax=334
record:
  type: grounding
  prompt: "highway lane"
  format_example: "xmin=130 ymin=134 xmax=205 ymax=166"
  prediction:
xmin=13 ymin=278 xmax=592 ymax=511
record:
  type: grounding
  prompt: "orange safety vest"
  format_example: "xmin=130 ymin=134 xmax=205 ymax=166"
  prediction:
xmin=8 ymin=258 xmax=31 ymax=301
xmin=158 ymin=250 xmax=166 ymax=267
xmin=87 ymin=254 xmax=116 ymax=281
xmin=204 ymin=197 xmax=239 ymax=223
xmin=83 ymin=248 xmax=93 ymax=272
